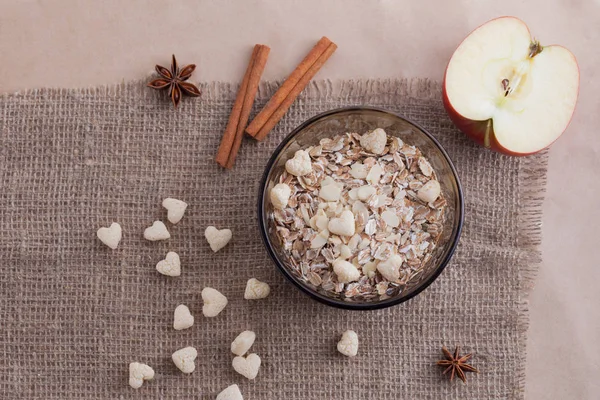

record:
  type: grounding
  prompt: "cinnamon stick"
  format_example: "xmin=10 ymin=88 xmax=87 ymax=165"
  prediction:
xmin=215 ymin=45 xmax=258 ymax=167
xmin=246 ymin=37 xmax=332 ymax=137
xmin=254 ymin=42 xmax=337 ymax=141
xmin=225 ymin=44 xmax=270 ymax=168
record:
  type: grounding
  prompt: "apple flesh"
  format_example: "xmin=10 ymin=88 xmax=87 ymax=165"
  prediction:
xmin=443 ymin=17 xmax=579 ymax=156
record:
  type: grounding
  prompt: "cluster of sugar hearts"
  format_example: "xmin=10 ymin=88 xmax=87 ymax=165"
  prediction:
xmin=96 ymin=197 xmax=188 ymax=249
xmin=168 ymin=282 xmax=270 ymax=384
xmin=130 ymin=328 xmax=356 ymax=395
xmin=230 ymin=330 xmax=261 ymax=380
xmin=170 ymin=342 xmax=249 ymax=400
xmin=112 ymin=198 xmax=188 ymax=389
xmin=99 ymin=200 xmax=273 ymax=397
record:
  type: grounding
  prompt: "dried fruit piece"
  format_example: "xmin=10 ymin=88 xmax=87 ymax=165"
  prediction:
xmin=339 ymin=244 xmax=352 ymax=259
xmin=362 ymin=261 xmax=378 ymax=278
xmin=310 ymin=229 xmax=330 ymax=249
xmin=310 ymin=209 xmax=329 ymax=231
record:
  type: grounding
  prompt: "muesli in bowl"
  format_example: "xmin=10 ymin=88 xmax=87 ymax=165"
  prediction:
xmin=258 ymin=107 xmax=463 ymax=310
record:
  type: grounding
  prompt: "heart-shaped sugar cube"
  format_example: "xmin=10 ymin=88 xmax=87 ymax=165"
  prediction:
xmin=337 ymin=330 xmax=359 ymax=357
xmin=359 ymin=128 xmax=387 ymax=155
xmin=162 ymin=198 xmax=188 ymax=224
xmin=231 ymin=330 xmax=256 ymax=356
xmin=201 ymin=287 xmax=228 ymax=317
xmin=328 ymin=210 xmax=356 ymax=237
xmin=333 ymin=259 xmax=360 ymax=284
xmin=269 ymin=183 xmax=292 ymax=210
xmin=417 ymin=180 xmax=441 ymax=204
xmin=144 ymin=221 xmax=170 ymax=241
xmin=172 ymin=346 xmax=198 ymax=374
xmin=284 ymin=149 xmax=312 ymax=177
xmin=232 ymin=353 xmax=261 ymax=380
xmin=377 ymin=254 xmax=402 ymax=282
xmin=349 ymin=162 xmax=369 ymax=179
xmin=319 ymin=178 xmax=343 ymax=202
xmin=128 ymin=362 xmax=154 ymax=389
xmin=244 ymin=278 xmax=271 ymax=300
xmin=97 ymin=222 xmax=122 ymax=249
xmin=156 ymin=251 xmax=181 ymax=277
xmin=216 ymin=384 xmax=244 ymax=400
xmin=173 ymin=304 xmax=194 ymax=330
xmin=204 ymin=226 xmax=232 ymax=252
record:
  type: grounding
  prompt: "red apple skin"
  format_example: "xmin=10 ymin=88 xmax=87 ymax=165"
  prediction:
xmin=442 ymin=62 xmax=543 ymax=156
xmin=442 ymin=79 xmax=531 ymax=156
xmin=441 ymin=16 xmax=580 ymax=157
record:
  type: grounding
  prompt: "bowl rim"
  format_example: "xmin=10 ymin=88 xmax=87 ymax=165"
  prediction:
xmin=257 ymin=106 xmax=464 ymax=310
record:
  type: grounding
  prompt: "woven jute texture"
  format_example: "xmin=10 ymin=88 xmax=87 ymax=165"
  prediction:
xmin=0 ymin=78 xmax=547 ymax=399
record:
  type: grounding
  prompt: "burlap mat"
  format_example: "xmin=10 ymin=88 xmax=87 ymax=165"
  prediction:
xmin=0 ymin=78 xmax=547 ymax=399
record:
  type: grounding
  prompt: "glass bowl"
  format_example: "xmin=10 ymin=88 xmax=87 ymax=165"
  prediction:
xmin=257 ymin=107 xmax=464 ymax=310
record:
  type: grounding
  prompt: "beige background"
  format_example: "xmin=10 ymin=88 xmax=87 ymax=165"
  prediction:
xmin=1 ymin=0 xmax=598 ymax=398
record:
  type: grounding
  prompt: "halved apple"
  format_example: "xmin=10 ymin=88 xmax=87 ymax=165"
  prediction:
xmin=443 ymin=16 xmax=579 ymax=156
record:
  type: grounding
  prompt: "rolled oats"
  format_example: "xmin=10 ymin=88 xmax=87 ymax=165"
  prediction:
xmin=269 ymin=129 xmax=447 ymax=301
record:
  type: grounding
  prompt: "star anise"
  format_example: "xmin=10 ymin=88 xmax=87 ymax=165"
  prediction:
xmin=147 ymin=54 xmax=201 ymax=108
xmin=437 ymin=346 xmax=479 ymax=383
